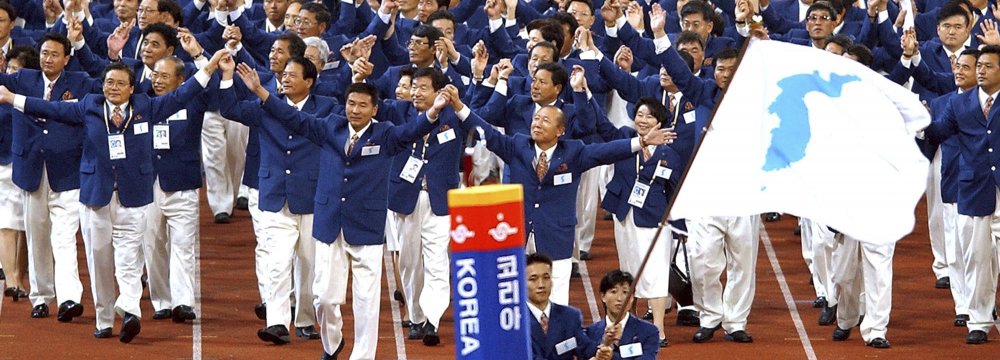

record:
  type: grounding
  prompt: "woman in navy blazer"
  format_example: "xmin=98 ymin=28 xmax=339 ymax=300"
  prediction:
xmin=585 ymin=270 xmax=661 ymax=360
xmin=598 ymin=98 xmax=681 ymax=348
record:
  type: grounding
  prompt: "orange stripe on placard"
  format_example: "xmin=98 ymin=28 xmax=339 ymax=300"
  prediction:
xmin=449 ymin=185 xmax=526 ymax=252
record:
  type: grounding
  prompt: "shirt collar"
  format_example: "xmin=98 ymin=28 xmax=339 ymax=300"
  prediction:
xmin=605 ymin=313 xmax=630 ymax=333
xmin=535 ymin=143 xmax=556 ymax=165
xmin=105 ymin=99 xmax=130 ymax=112
xmin=43 ymin=73 xmax=61 ymax=92
xmin=285 ymin=94 xmax=310 ymax=110
xmin=0 ymin=38 xmax=11 ymax=57
xmin=349 ymin=121 xmax=372 ymax=140
xmin=526 ymin=302 xmax=551 ymax=323
xmin=265 ymin=20 xmax=284 ymax=33
xmin=979 ymin=86 xmax=999 ymax=107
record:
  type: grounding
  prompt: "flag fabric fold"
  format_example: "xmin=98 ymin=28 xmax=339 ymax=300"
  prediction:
xmin=671 ymin=39 xmax=931 ymax=245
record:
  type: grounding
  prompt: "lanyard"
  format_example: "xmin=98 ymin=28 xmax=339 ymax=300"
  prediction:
xmin=662 ymin=90 xmax=680 ymax=128
xmin=103 ymin=102 xmax=134 ymax=135
xmin=411 ymin=135 xmax=431 ymax=160
xmin=634 ymin=150 xmax=654 ymax=186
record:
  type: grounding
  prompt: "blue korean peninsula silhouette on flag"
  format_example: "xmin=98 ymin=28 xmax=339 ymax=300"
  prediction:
xmin=672 ymin=40 xmax=930 ymax=245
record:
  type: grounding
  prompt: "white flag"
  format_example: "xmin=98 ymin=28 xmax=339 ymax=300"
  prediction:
xmin=671 ymin=39 xmax=930 ymax=245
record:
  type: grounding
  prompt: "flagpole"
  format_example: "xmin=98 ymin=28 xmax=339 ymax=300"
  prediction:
xmin=626 ymin=36 xmax=761 ymax=315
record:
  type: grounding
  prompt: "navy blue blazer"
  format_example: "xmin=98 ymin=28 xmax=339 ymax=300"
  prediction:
xmin=150 ymin=87 xmax=210 ymax=193
xmin=584 ymin=315 xmax=660 ymax=360
xmin=0 ymin=70 xmax=100 ymax=193
xmin=530 ymin=303 xmax=593 ymax=360
xmin=600 ymin=128 xmax=682 ymax=228
xmin=459 ymin=111 xmax=636 ymax=260
xmin=928 ymin=91 xmax=962 ymax=204
xmin=19 ymin=76 xmax=206 ymax=207
xmin=258 ymin=95 xmax=436 ymax=245
xmin=476 ymin=91 xmax=597 ymax=140
xmin=220 ymin=90 xmax=339 ymax=215
xmin=925 ymin=86 xmax=1000 ymax=216
xmin=0 ymin=104 xmax=11 ymax=165
xmin=385 ymin=103 xmax=467 ymax=216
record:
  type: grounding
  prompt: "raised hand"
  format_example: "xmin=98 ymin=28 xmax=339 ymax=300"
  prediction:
xmin=43 ymin=0 xmax=62 ymax=25
xmin=485 ymin=0 xmax=502 ymax=20
xmin=219 ymin=50 xmax=236 ymax=77
xmin=351 ymin=58 xmax=374 ymax=82
xmin=736 ymin=0 xmax=752 ymax=23
xmin=472 ymin=40 xmax=489 ymax=80
xmin=901 ymin=27 xmax=918 ymax=57
xmin=575 ymin=26 xmax=595 ymax=52
xmin=503 ymin=0 xmax=518 ymax=20
xmin=223 ymin=25 xmax=242 ymax=46
xmin=235 ymin=63 xmax=268 ymax=100
xmin=178 ymin=28 xmax=205 ymax=58
xmin=67 ymin=16 xmax=84 ymax=44
xmin=0 ymin=86 xmax=13 ymax=104
xmin=649 ymin=3 xmax=667 ymax=38
xmin=356 ymin=35 xmax=376 ymax=60
xmin=107 ymin=19 xmax=135 ymax=60
xmin=570 ymin=65 xmax=588 ymax=92
xmin=644 ymin=126 xmax=677 ymax=145
xmin=625 ymin=1 xmax=644 ymax=31
xmin=379 ymin=0 xmax=398 ymax=14
xmin=427 ymin=89 xmax=451 ymax=121
xmin=978 ymin=19 xmax=1000 ymax=46
xmin=444 ymin=84 xmax=463 ymax=111
xmin=496 ymin=58 xmax=514 ymax=79
xmin=601 ymin=0 xmax=622 ymax=27
xmin=614 ymin=45 xmax=633 ymax=70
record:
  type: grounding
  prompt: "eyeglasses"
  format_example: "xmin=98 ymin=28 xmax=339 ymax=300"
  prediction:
xmin=294 ymin=18 xmax=315 ymax=27
xmin=103 ymin=79 xmax=130 ymax=89
xmin=137 ymin=7 xmax=159 ymax=14
xmin=806 ymin=15 xmax=833 ymax=23
xmin=406 ymin=39 xmax=430 ymax=48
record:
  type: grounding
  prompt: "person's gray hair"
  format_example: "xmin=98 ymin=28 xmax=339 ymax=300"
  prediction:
xmin=303 ymin=36 xmax=329 ymax=67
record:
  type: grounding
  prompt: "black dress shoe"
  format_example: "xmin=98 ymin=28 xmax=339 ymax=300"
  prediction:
xmin=214 ymin=212 xmax=231 ymax=224
xmin=257 ymin=325 xmax=291 ymax=345
xmin=172 ymin=305 xmax=197 ymax=323
xmin=866 ymin=337 xmax=891 ymax=348
xmin=659 ymin=337 xmax=669 ymax=347
xmin=152 ymin=309 xmax=173 ymax=320
xmin=394 ymin=289 xmax=406 ymax=304
xmin=642 ymin=309 xmax=654 ymax=320
xmin=602 ymin=211 xmax=613 ymax=220
xmin=764 ymin=212 xmax=781 ymax=222
xmin=692 ymin=325 xmax=720 ymax=343
xmin=0 ymin=268 xmax=5 ymax=280
xmin=794 ymin=225 xmax=801 ymax=235
xmin=3 ymin=287 xmax=14 ymax=297
xmin=935 ymin=276 xmax=951 ymax=289
xmin=296 ymin=325 xmax=321 ymax=339
xmin=570 ymin=262 xmax=581 ymax=278
xmin=401 ymin=320 xmax=412 ymax=327
xmin=724 ymin=330 xmax=753 ymax=343
xmin=321 ymin=339 xmax=346 ymax=360
xmin=31 ymin=304 xmax=49 ymax=318
xmin=955 ymin=314 xmax=970 ymax=327
xmin=119 ymin=313 xmax=141 ymax=344
xmin=812 ymin=296 xmax=827 ymax=308
xmin=254 ymin=303 xmax=267 ymax=320
xmin=579 ymin=251 xmax=591 ymax=261
xmin=677 ymin=309 xmax=700 ymax=327
xmin=967 ymin=330 xmax=988 ymax=344
xmin=57 ymin=300 xmax=84 ymax=322
xmin=235 ymin=196 xmax=249 ymax=210
xmin=93 ymin=327 xmax=113 ymax=339
xmin=818 ymin=305 xmax=837 ymax=326
xmin=423 ymin=322 xmax=440 ymax=346
xmin=832 ymin=327 xmax=851 ymax=341
xmin=407 ymin=321 xmax=425 ymax=340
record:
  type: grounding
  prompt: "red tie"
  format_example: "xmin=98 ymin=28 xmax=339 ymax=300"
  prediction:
xmin=44 ymin=82 xmax=54 ymax=101
xmin=985 ymin=96 xmax=994 ymax=119
xmin=540 ymin=312 xmax=549 ymax=334
xmin=346 ymin=134 xmax=359 ymax=155
xmin=536 ymin=151 xmax=548 ymax=181
xmin=112 ymin=106 xmax=123 ymax=128
xmin=642 ymin=146 xmax=651 ymax=162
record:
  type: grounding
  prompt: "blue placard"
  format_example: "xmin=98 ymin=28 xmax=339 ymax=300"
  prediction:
xmin=451 ymin=247 xmax=531 ymax=359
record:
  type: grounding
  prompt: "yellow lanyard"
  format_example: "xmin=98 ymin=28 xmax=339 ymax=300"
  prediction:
xmin=103 ymin=103 xmax=134 ymax=135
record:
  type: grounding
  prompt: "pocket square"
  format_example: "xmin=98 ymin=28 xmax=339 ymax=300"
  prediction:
xmin=61 ymin=90 xmax=74 ymax=100
xmin=439 ymin=124 xmax=451 ymax=132
xmin=556 ymin=163 xmax=568 ymax=172
xmin=684 ymin=102 xmax=694 ymax=111
xmin=659 ymin=159 xmax=669 ymax=166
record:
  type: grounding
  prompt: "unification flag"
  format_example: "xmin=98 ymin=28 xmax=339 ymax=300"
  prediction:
xmin=671 ymin=39 xmax=931 ymax=244
xmin=448 ymin=184 xmax=531 ymax=359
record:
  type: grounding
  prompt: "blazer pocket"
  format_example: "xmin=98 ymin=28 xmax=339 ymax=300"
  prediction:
xmin=258 ymin=168 xmax=271 ymax=178
xmin=315 ymin=195 xmax=329 ymax=205
xmin=958 ymin=170 xmax=974 ymax=181
xmin=11 ymin=144 xmax=24 ymax=156
xmin=80 ymin=163 xmax=96 ymax=174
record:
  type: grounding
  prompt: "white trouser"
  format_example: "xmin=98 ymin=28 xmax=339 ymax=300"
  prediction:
xmin=313 ymin=235 xmax=383 ymax=360
xmin=614 ymin=211 xmax=670 ymax=298
xmin=957 ymin=189 xmax=1000 ymax=333
xmin=946 ymin=202 xmax=971 ymax=316
xmin=927 ymin=149 xmax=949 ymax=280
xmin=81 ymin=192 xmax=147 ymax=330
xmin=0 ymin=163 xmax=25 ymax=230
xmin=470 ymin=140 xmax=495 ymax=185
xmin=385 ymin=211 xmax=401 ymax=252
xmin=24 ymin=165 xmax=82 ymax=307
xmin=526 ymin=233 xmax=572 ymax=306
xmin=832 ymin=234 xmax=894 ymax=342
xmin=397 ymin=191 xmax=451 ymax=327
xmin=201 ymin=111 xmax=247 ymax=216
xmin=574 ymin=166 xmax=602 ymax=259
xmin=686 ymin=216 xmax=760 ymax=332
xmin=143 ymin=179 xmax=199 ymax=310
xmin=800 ymin=218 xmax=837 ymax=305
xmin=259 ymin=204 xmax=317 ymax=328
xmin=247 ymin=189 xmax=270 ymax=302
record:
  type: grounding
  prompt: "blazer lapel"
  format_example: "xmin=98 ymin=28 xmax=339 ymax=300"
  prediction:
xmin=545 ymin=145 xmax=565 ymax=182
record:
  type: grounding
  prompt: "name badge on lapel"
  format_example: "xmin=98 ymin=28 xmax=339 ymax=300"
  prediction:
xmin=654 ymin=162 xmax=672 ymax=179
xmin=108 ymin=134 xmax=126 ymax=160
xmin=399 ymin=156 xmax=424 ymax=183
xmin=153 ymin=124 xmax=170 ymax=149
xmin=683 ymin=111 xmax=696 ymax=124
xmin=168 ymin=109 xmax=188 ymax=121
xmin=361 ymin=145 xmax=380 ymax=156
xmin=553 ymin=172 xmax=572 ymax=186
xmin=627 ymin=181 xmax=650 ymax=208
xmin=437 ymin=127 xmax=456 ymax=144
xmin=555 ymin=337 xmax=577 ymax=355
xmin=134 ymin=122 xmax=148 ymax=135
xmin=619 ymin=342 xmax=643 ymax=358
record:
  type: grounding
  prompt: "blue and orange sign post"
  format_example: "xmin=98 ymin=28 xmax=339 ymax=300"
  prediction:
xmin=448 ymin=184 xmax=531 ymax=359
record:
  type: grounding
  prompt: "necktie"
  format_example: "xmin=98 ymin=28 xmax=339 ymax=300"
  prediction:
xmin=667 ymin=94 xmax=676 ymax=114
xmin=43 ymin=82 xmax=54 ymax=101
xmin=112 ymin=106 xmax=124 ymax=128
xmin=949 ymin=54 xmax=957 ymax=72
xmin=985 ymin=96 xmax=994 ymax=119
xmin=536 ymin=151 xmax=548 ymax=181
xmin=540 ymin=313 xmax=549 ymax=334
xmin=346 ymin=134 xmax=359 ymax=155
xmin=642 ymin=146 xmax=651 ymax=162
